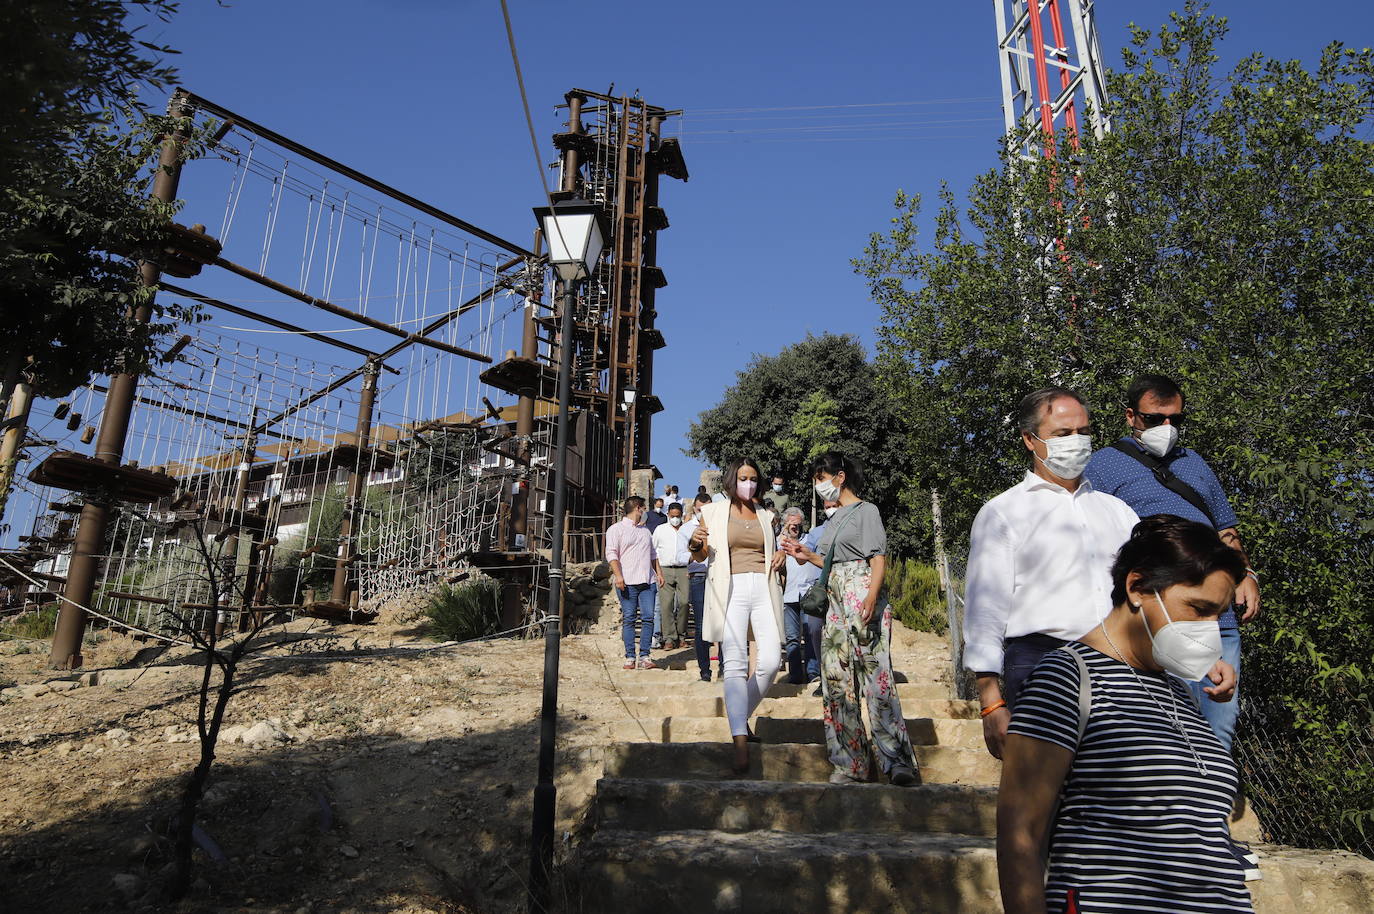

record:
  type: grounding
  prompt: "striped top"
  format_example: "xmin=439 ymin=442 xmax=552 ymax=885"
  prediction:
xmin=1009 ymin=642 xmax=1252 ymax=914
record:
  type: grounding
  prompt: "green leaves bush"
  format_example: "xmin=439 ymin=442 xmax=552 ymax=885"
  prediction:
xmin=884 ymin=559 xmax=946 ymax=636
xmin=423 ymin=578 xmax=503 ymax=643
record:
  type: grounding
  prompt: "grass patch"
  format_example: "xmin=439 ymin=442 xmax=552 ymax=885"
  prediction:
xmin=885 ymin=559 xmax=948 ymax=635
xmin=0 ymin=604 xmax=59 ymax=641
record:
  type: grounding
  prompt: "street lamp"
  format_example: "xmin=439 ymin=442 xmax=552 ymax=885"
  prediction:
xmin=528 ymin=197 xmax=608 ymax=912
xmin=619 ymin=384 xmax=637 ymax=496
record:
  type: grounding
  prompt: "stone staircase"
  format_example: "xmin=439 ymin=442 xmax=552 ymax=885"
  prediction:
xmin=570 ymin=637 xmax=1374 ymax=913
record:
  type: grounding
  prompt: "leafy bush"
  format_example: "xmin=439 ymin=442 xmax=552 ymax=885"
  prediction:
xmin=885 ymin=559 xmax=946 ymax=635
xmin=423 ymin=579 xmax=503 ymax=642
xmin=0 ymin=604 xmax=60 ymax=641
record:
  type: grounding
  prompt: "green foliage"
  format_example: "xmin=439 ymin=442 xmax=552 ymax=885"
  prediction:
xmin=0 ymin=604 xmax=60 ymax=641
xmin=686 ymin=333 xmax=928 ymax=557
xmin=0 ymin=0 xmax=206 ymax=397
xmin=884 ymin=559 xmax=946 ymax=636
xmin=858 ymin=3 xmax=1373 ymax=855
xmin=779 ymin=391 xmax=840 ymax=464
xmin=423 ymin=578 xmax=503 ymax=643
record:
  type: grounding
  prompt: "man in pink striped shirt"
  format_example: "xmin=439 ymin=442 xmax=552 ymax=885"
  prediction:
xmin=606 ymin=496 xmax=664 ymax=670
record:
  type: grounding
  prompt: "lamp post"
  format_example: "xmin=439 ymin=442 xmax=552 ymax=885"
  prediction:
xmin=528 ymin=198 xmax=607 ymax=912
xmin=619 ymin=385 xmax=636 ymax=497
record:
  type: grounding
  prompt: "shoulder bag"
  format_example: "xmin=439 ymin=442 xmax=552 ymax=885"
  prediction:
xmin=1108 ymin=441 xmax=1218 ymax=527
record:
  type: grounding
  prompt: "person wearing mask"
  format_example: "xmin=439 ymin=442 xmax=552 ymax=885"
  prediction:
xmin=605 ymin=496 xmax=664 ymax=670
xmin=779 ymin=506 xmax=821 ymax=684
xmin=664 ymin=485 xmax=683 ymax=508
xmin=681 ymin=492 xmax=718 ymax=681
xmin=646 ymin=498 xmax=668 ymax=531
xmin=1083 ymin=374 xmax=1259 ymax=754
xmin=644 ymin=497 xmax=668 ymax=647
xmin=998 ymin=515 xmax=1250 ymax=914
xmin=764 ymin=473 xmax=790 ymax=515
xmin=801 ymin=496 xmax=841 ymax=692
xmin=963 ymin=387 xmax=1236 ymax=760
xmin=689 ymin=457 xmax=785 ymax=774
xmin=784 ymin=452 xmax=917 ymax=786
xmin=652 ymin=502 xmax=692 ymax=650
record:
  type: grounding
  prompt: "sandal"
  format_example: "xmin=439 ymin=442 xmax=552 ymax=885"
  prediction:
xmin=637 ymin=658 xmax=658 ymax=670
xmin=622 ymin=659 xmax=636 ymax=670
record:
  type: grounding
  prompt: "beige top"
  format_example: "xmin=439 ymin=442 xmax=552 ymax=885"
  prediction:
xmin=728 ymin=512 xmax=766 ymax=574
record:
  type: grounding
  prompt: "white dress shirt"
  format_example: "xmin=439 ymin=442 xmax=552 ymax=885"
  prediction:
xmin=962 ymin=472 xmax=1139 ymax=674
xmin=652 ymin=521 xmax=691 ymax=567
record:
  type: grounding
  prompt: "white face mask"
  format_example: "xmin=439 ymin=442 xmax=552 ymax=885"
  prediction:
xmin=824 ymin=506 xmax=838 ymax=519
xmin=814 ymin=477 xmax=840 ymax=501
xmin=1143 ymin=588 xmax=1222 ymax=681
xmin=1033 ymin=433 xmax=1092 ymax=479
xmin=1137 ymin=423 xmax=1179 ymax=457
xmin=669 ymin=516 xmax=682 ymax=527
xmin=772 ymin=483 xmax=783 ymax=493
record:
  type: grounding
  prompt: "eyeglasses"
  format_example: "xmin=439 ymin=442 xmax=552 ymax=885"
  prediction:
xmin=1135 ymin=411 xmax=1186 ymax=428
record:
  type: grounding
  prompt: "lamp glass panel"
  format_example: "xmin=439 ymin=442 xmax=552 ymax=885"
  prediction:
xmin=542 ymin=212 xmax=594 ymax=269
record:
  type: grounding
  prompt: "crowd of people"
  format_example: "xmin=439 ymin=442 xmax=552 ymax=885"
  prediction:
xmin=602 ymin=373 xmax=1263 ymax=913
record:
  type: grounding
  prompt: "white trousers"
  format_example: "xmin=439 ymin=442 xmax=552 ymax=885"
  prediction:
xmin=721 ymin=571 xmax=780 ymax=736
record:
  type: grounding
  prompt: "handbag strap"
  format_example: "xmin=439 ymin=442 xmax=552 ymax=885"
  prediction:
xmin=1068 ymin=647 xmax=1091 ymax=747
xmin=1108 ymin=440 xmax=1218 ymax=528
xmin=817 ymin=503 xmax=861 ymax=587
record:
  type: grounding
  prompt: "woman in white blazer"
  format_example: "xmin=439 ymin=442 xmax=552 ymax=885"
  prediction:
xmin=688 ymin=457 xmax=786 ymax=774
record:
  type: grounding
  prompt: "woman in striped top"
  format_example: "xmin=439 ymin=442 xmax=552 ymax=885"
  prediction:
xmin=997 ymin=515 xmax=1252 ymax=914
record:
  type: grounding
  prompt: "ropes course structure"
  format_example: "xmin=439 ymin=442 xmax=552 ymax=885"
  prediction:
xmin=0 ymin=86 xmax=688 ymax=668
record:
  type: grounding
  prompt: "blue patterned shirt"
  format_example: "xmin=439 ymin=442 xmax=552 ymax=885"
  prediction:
xmin=1084 ymin=436 xmax=1240 ymax=626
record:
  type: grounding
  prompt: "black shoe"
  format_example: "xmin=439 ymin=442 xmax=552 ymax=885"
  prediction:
xmin=699 ymin=671 xmax=712 ymax=682
xmin=888 ymin=764 xmax=917 ymax=787
xmin=812 ymin=684 xmax=824 ymax=698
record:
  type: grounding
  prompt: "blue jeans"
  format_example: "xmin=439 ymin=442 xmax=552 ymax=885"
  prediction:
xmin=783 ymin=601 xmax=807 ymax=684
xmin=805 ymin=613 xmax=822 ymax=680
xmin=1002 ymin=633 xmax=1067 ymax=711
xmin=1187 ymin=621 xmax=1241 ymax=754
xmin=619 ymin=583 xmax=655 ymax=659
xmin=688 ymin=572 xmax=710 ymax=677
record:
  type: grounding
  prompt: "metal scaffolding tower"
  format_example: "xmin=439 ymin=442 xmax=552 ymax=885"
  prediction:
xmin=993 ymin=0 xmax=1110 ymax=156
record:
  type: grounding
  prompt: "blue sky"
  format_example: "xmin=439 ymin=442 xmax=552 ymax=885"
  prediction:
xmin=143 ymin=0 xmax=1372 ymax=497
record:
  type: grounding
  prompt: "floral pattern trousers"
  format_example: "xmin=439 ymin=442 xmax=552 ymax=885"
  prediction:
xmin=821 ymin=559 xmax=916 ymax=780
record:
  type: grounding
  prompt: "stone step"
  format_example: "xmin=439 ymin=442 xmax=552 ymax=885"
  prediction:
xmin=573 ymin=828 xmax=1003 ymax=913
xmin=654 ymin=715 xmax=983 ymax=749
xmin=592 ymin=777 xmax=999 ymax=837
xmin=609 ymin=684 xmax=975 ymax=719
xmin=602 ymin=741 xmax=1001 ymax=786
xmin=573 ymin=829 xmax=1374 ymax=914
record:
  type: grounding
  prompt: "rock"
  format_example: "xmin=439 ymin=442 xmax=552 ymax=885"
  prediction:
xmin=163 ymin=726 xmax=196 ymax=744
xmin=18 ymin=683 xmax=51 ymax=699
xmin=53 ymin=741 xmax=76 ymax=756
xmin=219 ymin=725 xmax=247 ymax=744
xmin=111 ymin=872 xmax=143 ymax=901
xmin=339 ymin=844 xmax=359 ymax=859
xmin=48 ymin=679 xmax=80 ymax=692
xmin=241 ymin=720 xmax=289 ymax=748
xmin=590 ymin=561 xmax=613 ymax=581
xmin=104 ymin=728 xmax=132 ymax=744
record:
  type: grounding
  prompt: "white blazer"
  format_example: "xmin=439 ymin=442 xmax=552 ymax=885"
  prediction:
xmin=697 ymin=500 xmax=785 ymax=644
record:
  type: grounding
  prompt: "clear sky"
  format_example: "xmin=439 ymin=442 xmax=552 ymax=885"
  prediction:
xmin=143 ymin=0 xmax=1372 ymax=497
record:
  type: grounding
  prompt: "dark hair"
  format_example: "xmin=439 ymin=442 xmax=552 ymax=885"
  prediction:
xmin=693 ymin=492 xmax=712 ymax=506
xmin=1127 ymin=374 xmax=1186 ymax=411
xmin=666 ymin=502 xmax=683 ymax=515
xmin=1110 ymin=515 xmax=1246 ymax=606
xmin=1016 ymin=386 xmax=1086 ymax=436
xmin=720 ymin=457 xmax=765 ymax=509
xmin=621 ymin=495 xmax=645 ymax=515
xmin=810 ymin=451 xmax=866 ymax=497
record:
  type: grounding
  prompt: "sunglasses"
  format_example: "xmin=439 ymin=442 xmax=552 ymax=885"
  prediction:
xmin=1135 ymin=411 xmax=1187 ymax=428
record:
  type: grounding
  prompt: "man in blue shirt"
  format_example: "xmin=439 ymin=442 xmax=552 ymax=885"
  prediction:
xmin=1084 ymin=374 xmax=1261 ymax=752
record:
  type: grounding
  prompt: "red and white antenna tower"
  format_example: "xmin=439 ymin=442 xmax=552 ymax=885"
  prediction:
xmin=994 ymin=0 xmax=1110 ymax=157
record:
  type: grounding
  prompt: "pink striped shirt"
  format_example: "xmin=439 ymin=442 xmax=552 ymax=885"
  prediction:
xmin=605 ymin=517 xmax=657 ymax=585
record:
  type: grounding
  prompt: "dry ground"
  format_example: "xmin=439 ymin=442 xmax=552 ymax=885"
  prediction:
xmin=0 ymin=609 xmax=953 ymax=914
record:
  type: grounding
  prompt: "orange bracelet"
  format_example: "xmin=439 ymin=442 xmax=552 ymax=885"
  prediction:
xmin=980 ymin=700 xmax=1007 ymax=718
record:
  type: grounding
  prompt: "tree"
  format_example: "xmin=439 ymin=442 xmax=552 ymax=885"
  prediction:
xmin=0 ymin=0 xmax=202 ymax=400
xmin=858 ymin=3 xmax=1372 ymax=854
xmin=686 ymin=333 xmax=928 ymax=556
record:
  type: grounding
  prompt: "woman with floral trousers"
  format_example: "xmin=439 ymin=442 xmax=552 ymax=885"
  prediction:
xmin=822 ymin=558 xmax=917 ymax=782
xmin=784 ymin=451 xmax=918 ymax=786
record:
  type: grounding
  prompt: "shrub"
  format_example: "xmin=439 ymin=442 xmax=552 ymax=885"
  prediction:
xmin=423 ymin=579 xmax=503 ymax=642
xmin=0 ymin=604 xmax=60 ymax=641
xmin=885 ymin=559 xmax=946 ymax=635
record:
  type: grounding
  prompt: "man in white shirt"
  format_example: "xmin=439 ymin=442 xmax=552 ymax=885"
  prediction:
xmin=964 ymin=386 xmax=1236 ymax=759
xmin=652 ymin=502 xmax=692 ymax=650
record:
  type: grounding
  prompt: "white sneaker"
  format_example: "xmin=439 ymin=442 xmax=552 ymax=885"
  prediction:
xmin=828 ymin=769 xmax=863 ymax=785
